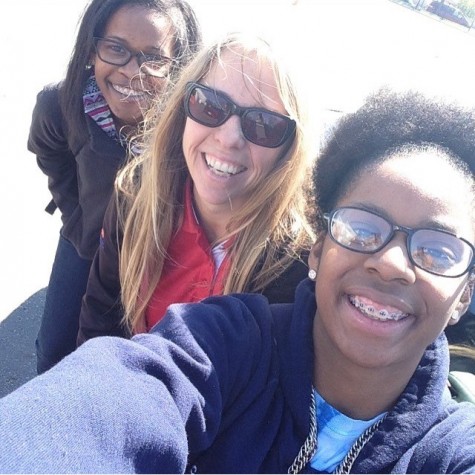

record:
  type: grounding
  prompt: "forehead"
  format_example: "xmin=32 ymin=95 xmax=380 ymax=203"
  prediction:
xmin=202 ymin=48 xmax=285 ymax=113
xmin=340 ymin=151 xmax=475 ymax=239
xmin=104 ymin=5 xmax=173 ymax=50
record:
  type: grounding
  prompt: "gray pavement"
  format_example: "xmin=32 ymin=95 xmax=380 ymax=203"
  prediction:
xmin=0 ymin=290 xmax=45 ymax=398
xmin=1 ymin=0 xmax=475 ymax=398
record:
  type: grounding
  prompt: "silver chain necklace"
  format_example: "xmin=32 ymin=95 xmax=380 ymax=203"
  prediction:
xmin=288 ymin=389 xmax=386 ymax=474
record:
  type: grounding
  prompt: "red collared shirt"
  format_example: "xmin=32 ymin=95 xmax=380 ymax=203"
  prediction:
xmin=145 ymin=183 xmax=231 ymax=330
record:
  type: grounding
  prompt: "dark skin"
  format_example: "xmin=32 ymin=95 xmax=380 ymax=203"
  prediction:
xmin=308 ymin=152 xmax=473 ymax=420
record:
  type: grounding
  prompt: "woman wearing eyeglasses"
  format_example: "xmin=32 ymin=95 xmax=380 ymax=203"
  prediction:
xmin=28 ymin=0 xmax=202 ymax=374
xmin=2 ymin=87 xmax=475 ymax=473
xmin=77 ymin=33 xmax=315 ymax=344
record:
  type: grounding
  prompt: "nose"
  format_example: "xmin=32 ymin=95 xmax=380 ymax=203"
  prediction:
xmin=213 ymin=114 xmax=247 ymax=149
xmin=364 ymin=233 xmax=416 ymax=284
xmin=118 ymin=55 xmax=141 ymax=77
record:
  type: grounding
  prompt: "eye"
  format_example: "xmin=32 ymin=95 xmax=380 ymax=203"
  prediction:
xmin=203 ymin=94 xmax=230 ymax=120
xmin=140 ymin=58 xmax=173 ymax=77
xmin=333 ymin=219 xmax=383 ymax=250
xmin=142 ymin=54 xmax=169 ymax=66
xmin=413 ymin=245 xmax=456 ymax=273
xmin=351 ymin=222 xmax=384 ymax=248
xmin=411 ymin=229 xmax=468 ymax=271
xmin=199 ymin=95 xmax=222 ymax=120
xmin=106 ymin=42 xmax=127 ymax=56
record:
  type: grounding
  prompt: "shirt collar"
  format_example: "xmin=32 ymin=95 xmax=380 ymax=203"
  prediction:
xmin=182 ymin=179 xmax=201 ymax=234
xmin=83 ymin=74 xmax=118 ymax=141
xmin=182 ymin=179 xmax=233 ymax=250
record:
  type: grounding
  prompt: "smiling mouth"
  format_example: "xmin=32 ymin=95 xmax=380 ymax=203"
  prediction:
xmin=204 ymin=154 xmax=246 ymax=177
xmin=349 ymin=295 xmax=409 ymax=322
xmin=112 ymin=84 xmax=148 ymax=100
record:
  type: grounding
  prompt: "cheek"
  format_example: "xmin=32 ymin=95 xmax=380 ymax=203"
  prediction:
xmin=314 ymin=244 xmax=343 ymax=294
xmin=420 ymin=276 xmax=467 ymax=318
xmin=250 ymin=146 xmax=280 ymax=175
xmin=92 ymin=58 xmax=108 ymax=82
xmin=93 ymin=62 xmax=117 ymax=96
xmin=182 ymin=120 xmax=206 ymax=157
xmin=141 ymin=76 xmax=166 ymax=94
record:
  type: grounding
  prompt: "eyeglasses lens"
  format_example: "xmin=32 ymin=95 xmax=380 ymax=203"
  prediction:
xmin=410 ymin=229 xmax=472 ymax=276
xmin=329 ymin=207 xmax=473 ymax=277
xmin=95 ymin=38 xmax=171 ymax=77
xmin=139 ymin=60 xmax=172 ymax=77
xmin=330 ymin=208 xmax=390 ymax=252
xmin=95 ymin=38 xmax=130 ymax=65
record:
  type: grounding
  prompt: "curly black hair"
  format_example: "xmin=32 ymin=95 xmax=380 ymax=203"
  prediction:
xmin=312 ymin=88 xmax=475 ymax=229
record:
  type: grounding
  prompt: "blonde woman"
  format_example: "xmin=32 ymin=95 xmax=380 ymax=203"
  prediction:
xmin=78 ymin=33 xmax=315 ymax=343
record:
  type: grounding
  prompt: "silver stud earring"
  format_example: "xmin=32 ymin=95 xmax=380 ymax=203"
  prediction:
xmin=451 ymin=310 xmax=460 ymax=321
xmin=308 ymin=269 xmax=317 ymax=281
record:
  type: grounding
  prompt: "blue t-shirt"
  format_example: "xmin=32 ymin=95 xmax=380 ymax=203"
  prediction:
xmin=310 ymin=390 xmax=386 ymax=472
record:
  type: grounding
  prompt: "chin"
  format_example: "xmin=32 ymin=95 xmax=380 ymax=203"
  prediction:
xmin=114 ymin=112 xmax=143 ymax=128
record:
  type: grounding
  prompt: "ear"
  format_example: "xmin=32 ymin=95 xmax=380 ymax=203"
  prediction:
xmin=308 ymin=239 xmax=324 ymax=276
xmin=447 ymin=273 xmax=475 ymax=326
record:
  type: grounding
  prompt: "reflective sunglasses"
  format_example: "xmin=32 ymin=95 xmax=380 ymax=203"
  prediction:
xmin=93 ymin=37 xmax=174 ymax=77
xmin=324 ymin=207 xmax=475 ymax=277
xmin=184 ymin=82 xmax=296 ymax=148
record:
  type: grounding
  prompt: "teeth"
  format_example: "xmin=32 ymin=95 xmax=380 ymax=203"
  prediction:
xmin=205 ymin=156 xmax=245 ymax=176
xmin=112 ymin=84 xmax=146 ymax=98
xmin=349 ymin=295 xmax=409 ymax=321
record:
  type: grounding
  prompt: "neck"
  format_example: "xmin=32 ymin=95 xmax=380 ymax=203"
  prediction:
xmin=114 ymin=119 xmax=138 ymax=139
xmin=192 ymin=195 xmax=233 ymax=244
xmin=312 ymin=316 xmax=420 ymax=420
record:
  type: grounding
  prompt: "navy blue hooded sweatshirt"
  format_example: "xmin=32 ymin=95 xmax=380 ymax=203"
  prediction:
xmin=0 ymin=279 xmax=474 ymax=473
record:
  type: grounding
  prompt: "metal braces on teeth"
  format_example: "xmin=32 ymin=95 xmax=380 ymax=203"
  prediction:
xmin=349 ymin=296 xmax=405 ymax=321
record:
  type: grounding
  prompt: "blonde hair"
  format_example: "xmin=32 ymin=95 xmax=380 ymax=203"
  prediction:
xmin=116 ymin=32 xmax=315 ymax=333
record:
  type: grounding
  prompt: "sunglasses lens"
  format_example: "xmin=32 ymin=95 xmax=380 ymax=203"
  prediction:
xmin=330 ymin=208 xmax=390 ymax=252
xmin=242 ymin=111 xmax=292 ymax=148
xmin=187 ymin=86 xmax=230 ymax=126
xmin=185 ymin=83 xmax=295 ymax=148
xmin=410 ymin=230 xmax=473 ymax=276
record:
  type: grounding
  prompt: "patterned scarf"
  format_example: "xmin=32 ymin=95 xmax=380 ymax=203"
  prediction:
xmin=82 ymin=74 xmax=142 ymax=155
xmin=83 ymin=74 xmax=118 ymax=140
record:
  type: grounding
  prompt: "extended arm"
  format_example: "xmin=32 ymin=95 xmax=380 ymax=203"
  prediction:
xmin=0 ymin=294 xmax=275 ymax=473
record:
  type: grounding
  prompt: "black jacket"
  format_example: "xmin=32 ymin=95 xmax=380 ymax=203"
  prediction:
xmin=28 ymin=83 xmax=126 ymax=260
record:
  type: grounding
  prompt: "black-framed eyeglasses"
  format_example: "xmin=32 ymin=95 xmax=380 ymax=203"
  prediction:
xmin=183 ymin=82 xmax=296 ymax=148
xmin=323 ymin=206 xmax=475 ymax=278
xmin=93 ymin=37 xmax=174 ymax=77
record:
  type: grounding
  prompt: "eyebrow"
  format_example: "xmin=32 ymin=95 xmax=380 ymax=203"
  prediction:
xmin=199 ymin=82 xmax=284 ymax=114
xmin=103 ymin=36 xmax=164 ymax=54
